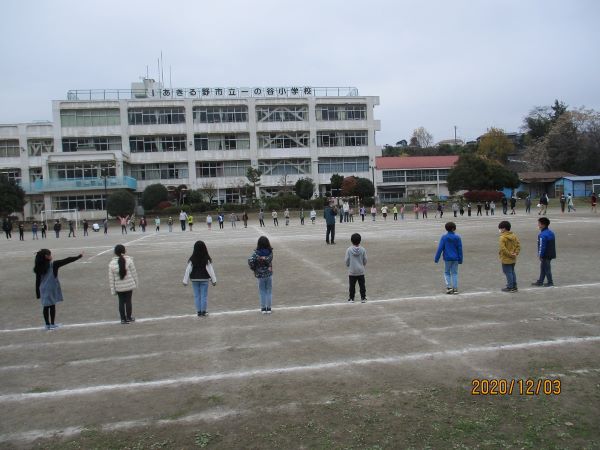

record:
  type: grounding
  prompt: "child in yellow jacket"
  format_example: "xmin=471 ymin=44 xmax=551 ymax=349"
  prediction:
xmin=498 ymin=221 xmax=521 ymax=292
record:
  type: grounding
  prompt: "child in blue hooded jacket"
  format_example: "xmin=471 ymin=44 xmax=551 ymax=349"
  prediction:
xmin=434 ymin=222 xmax=463 ymax=294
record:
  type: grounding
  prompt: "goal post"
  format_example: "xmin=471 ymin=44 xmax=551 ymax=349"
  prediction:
xmin=40 ymin=209 xmax=81 ymax=230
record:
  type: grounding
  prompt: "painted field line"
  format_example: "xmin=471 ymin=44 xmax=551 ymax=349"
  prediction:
xmin=2 ymin=281 xmax=599 ymax=335
xmin=0 ymin=335 xmax=598 ymax=403
xmin=85 ymin=233 xmax=155 ymax=262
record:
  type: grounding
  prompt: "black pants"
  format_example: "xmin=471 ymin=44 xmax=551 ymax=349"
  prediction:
xmin=349 ymin=275 xmax=366 ymax=300
xmin=42 ymin=305 xmax=56 ymax=325
xmin=117 ymin=290 xmax=133 ymax=321
xmin=326 ymin=224 xmax=335 ymax=243
xmin=180 ymin=220 xmax=186 ymax=231
xmin=259 ymin=219 xmax=265 ymax=227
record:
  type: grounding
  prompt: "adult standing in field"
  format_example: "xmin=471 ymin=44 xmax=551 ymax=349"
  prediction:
xmin=179 ymin=210 xmax=188 ymax=231
xmin=591 ymin=193 xmax=597 ymax=213
xmin=324 ymin=201 xmax=337 ymax=245
xmin=183 ymin=240 xmax=217 ymax=317
xmin=34 ymin=248 xmax=83 ymax=330
xmin=559 ymin=194 xmax=566 ymax=213
xmin=108 ymin=244 xmax=138 ymax=324
xmin=53 ymin=220 xmax=61 ymax=238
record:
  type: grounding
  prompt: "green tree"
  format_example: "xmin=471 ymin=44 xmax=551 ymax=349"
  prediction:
xmin=447 ymin=154 xmax=519 ymax=193
xmin=106 ymin=190 xmax=136 ymax=217
xmin=246 ymin=167 xmax=262 ymax=199
xmin=477 ymin=127 xmax=514 ymax=163
xmin=330 ymin=174 xmax=344 ymax=196
xmin=141 ymin=183 xmax=169 ymax=210
xmin=0 ymin=175 xmax=25 ymax=216
xmin=523 ymin=99 xmax=568 ymax=141
xmin=186 ymin=189 xmax=204 ymax=204
xmin=294 ymin=177 xmax=315 ymax=200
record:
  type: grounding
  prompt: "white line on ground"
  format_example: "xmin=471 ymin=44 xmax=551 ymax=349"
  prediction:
xmin=85 ymin=233 xmax=156 ymax=262
xmin=0 ymin=335 xmax=598 ymax=403
xmin=2 ymin=281 xmax=599 ymax=334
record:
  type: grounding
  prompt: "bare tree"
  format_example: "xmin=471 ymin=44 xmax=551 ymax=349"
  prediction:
xmin=411 ymin=127 xmax=434 ymax=148
xmin=278 ymin=173 xmax=293 ymax=194
xmin=199 ymin=182 xmax=217 ymax=204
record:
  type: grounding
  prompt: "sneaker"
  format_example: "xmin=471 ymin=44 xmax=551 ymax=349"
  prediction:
xmin=197 ymin=311 xmax=202 ymax=317
xmin=261 ymin=308 xmax=267 ymax=314
xmin=501 ymin=287 xmax=513 ymax=292
xmin=361 ymin=298 xmax=367 ymax=303
xmin=347 ymin=298 xmax=355 ymax=303
xmin=266 ymin=308 xmax=272 ymax=314
xmin=531 ymin=282 xmax=543 ymax=286
xmin=543 ymin=283 xmax=554 ymax=287
xmin=121 ymin=319 xmax=129 ymax=324
xmin=201 ymin=311 xmax=208 ymax=316
xmin=452 ymin=289 xmax=459 ymax=295
xmin=45 ymin=324 xmax=53 ymax=330
xmin=127 ymin=317 xmax=135 ymax=322
xmin=446 ymin=288 xmax=454 ymax=295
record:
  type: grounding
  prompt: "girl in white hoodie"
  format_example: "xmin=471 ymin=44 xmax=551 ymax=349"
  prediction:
xmin=183 ymin=240 xmax=217 ymax=316
xmin=108 ymin=244 xmax=139 ymax=324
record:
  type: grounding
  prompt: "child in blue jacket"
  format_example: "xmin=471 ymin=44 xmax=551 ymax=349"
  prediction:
xmin=434 ymin=222 xmax=463 ymax=294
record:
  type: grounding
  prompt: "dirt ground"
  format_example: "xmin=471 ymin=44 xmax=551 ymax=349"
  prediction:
xmin=1 ymin=207 xmax=599 ymax=449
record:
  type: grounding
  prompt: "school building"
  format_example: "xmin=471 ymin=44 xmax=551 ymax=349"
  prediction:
xmin=0 ymin=78 xmax=381 ymax=219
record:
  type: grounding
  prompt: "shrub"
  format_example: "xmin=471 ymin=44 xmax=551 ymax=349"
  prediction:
xmin=516 ymin=191 xmax=529 ymax=199
xmin=141 ymin=184 xmax=169 ymax=210
xmin=463 ymin=190 xmax=505 ymax=202
xmin=157 ymin=200 xmax=173 ymax=210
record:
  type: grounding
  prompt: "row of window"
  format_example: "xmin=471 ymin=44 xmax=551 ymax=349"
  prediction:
xmin=59 ymin=104 xmax=369 ymax=127
xmin=382 ymin=169 xmax=450 ymax=183
xmin=129 ymin=163 xmax=189 ymax=181
xmin=0 ymin=140 xmax=20 ymax=157
xmin=317 ymin=157 xmax=369 ymax=174
xmin=49 ymin=163 xmax=117 ymax=180
xmin=1 ymin=168 xmax=21 ymax=183
xmin=53 ymin=194 xmax=106 ymax=211
xmin=62 ymin=137 xmax=122 ymax=152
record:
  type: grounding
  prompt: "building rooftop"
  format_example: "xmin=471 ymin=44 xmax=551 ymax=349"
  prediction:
xmin=518 ymin=171 xmax=574 ymax=182
xmin=376 ymin=155 xmax=459 ymax=170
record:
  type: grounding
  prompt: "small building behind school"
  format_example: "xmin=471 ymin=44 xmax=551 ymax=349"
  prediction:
xmin=516 ymin=172 xmax=574 ymax=198
xmin=555 ymin=175 xmax=600 ymax=197
xmin=375 ymin=155 xmax=459 ymax=202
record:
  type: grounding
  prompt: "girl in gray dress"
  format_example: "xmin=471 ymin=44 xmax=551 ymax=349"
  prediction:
xmin=34 ymin=249 xmax=83 ymax=330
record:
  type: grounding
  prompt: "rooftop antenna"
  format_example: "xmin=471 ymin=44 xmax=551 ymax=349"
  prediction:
xmin=146 ymin=65 xmax=149 ymax=80
xmin=169 ymin=65 xmax=172 ymax=93
xmin=160 ymin=51 xmax=164 ymax=87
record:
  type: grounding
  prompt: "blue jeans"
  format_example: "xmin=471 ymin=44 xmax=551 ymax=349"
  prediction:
xmin=502 ymin=263 xmax=517 ymax=289
xmin=538 ymin=258 xmax=553 ymax=284
xmin=192 ymin=281 xmax=209 ymax=312
xmin=258 ymin=276 xmax=272 ymax=309
xmin=444 ymin=260 xmax=459 ymax=289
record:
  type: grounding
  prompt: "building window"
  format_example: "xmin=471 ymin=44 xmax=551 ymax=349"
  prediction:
xmin=382 ymin=170 xmax=405 ymax=183
xmin=225 ymin=188 xmax=245 ymax=204
xmin=29 ymin=167 xmax=43 ymax=183
xmin=128 ymin=107 xmax=186 ymax=125
xmin=0 ymin=140 xmax=20 ymax=157
xmin=62 ymin=137 xmax=122 ymax=152
xmin=194 ymin=133 xmax=250 ymax=151
xmin=192 ymin=106 xmax=248 ymax=123
xmin=316 ymin=104 xmax=367 ymax=121
xmin=52 ymin=194 xmax=107 ymax=211
xmin=49 ymin=162 xmax=116 ymax=180
xmin=257 ymin=132 xmax=309 ymax=149
xmin=318 ymin=157 xmax=369 ymax=174
xmin=28 ymin=139 xmax=54 ymax=156
xmin=60 ymin=109 xmax=120 ymax=127
xmin=129 ymin=135 xmax=186 ymax=152
xmin=256 ymin=105 xmax=307 ymax=122
xmin=130 ymin=163 xmax=188 ymax=180
xmin=405 ymin=170 xmax=439 ymax=182
xmin=316 ymin=131 xmax=368 ymax=147
xmin=0 ymin=168 xmax=21 ymax=184
xmin=258 ymin=159 xmax=311 ymax=176
xmin=195 ymin=160 xmax=250 ymax=178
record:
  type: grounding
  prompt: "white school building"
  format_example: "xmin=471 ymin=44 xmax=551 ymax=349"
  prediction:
xmin=0 ymin=79 xmax=381 ymax=219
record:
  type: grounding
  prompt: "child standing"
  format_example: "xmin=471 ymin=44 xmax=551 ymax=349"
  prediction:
xmin=32 ymin=222 xmax=39 ymax=240
xmin=108 ymin=244 xmax=139 ymax=324
xmin=498 ymin=220 xmax=521 ymax=292
xmin=284 ymin=208 xmax=290 ymax=226
xmin=532 ymin=217 xmax=556 ymax=287
xmin=310 ymin=208 xmax=317 ymax=224
xmin=154 ymin=216 xmax=160 ymax=232
xmin=248 ymin=236 xmax=273 ymax=314
xmin=19 ymin=222 xmax=25 ymax=240
xmin=206 ymin=214 xmax=212 ymax=230
xmin=345 ymin=233 xmax=367 ymax=303
xmin=183 ymin=240 xmax=217 ymax=317
xmin=434 ymin=222 xmax=463 ymax=294
xmin=34 ymin=249 xmax=83 ymax=329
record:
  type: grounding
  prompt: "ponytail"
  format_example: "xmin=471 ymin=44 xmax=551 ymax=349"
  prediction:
xmin=33 ymin=249 xmax=51 ymax=275
xmin=114 ymin=244 xmax=127 ymax=280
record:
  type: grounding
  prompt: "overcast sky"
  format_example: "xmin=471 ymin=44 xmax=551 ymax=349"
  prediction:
xmin=1 ymin=0 xmax=599 ymax=145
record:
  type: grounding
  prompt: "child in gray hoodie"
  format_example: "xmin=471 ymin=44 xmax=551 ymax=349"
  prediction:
xmin=345 ymin=233 xmax=367 ymax=303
